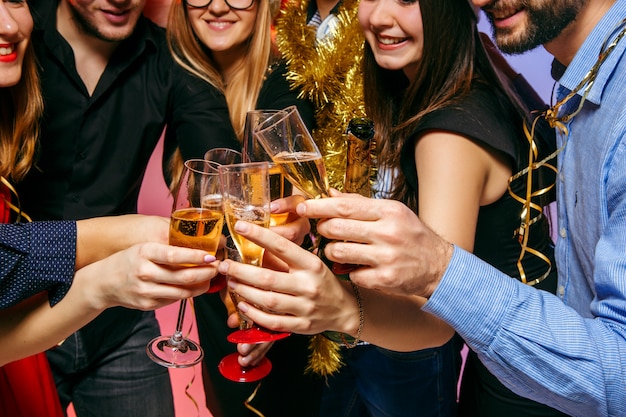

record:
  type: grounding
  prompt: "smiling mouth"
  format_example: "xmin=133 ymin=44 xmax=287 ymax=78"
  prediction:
xmin=377 ymin=36 xmax=407 ymax=45
xmin=0 ymin=45 xmax=16 ymax=56
xmin=489 ymin=6 xmax=523 ymax=21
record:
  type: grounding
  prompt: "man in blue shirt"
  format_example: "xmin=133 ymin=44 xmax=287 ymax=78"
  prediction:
xmin=283 ymin=0 xmax=626 ymax=415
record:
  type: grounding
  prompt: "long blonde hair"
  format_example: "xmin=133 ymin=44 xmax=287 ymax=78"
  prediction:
xmin=166 ymin=0 xmax=276 ymax=187
xmin=0 ymin=45 xmax=43 ymax=182
xmin=167 ymin=0 xmax=276 ymax=139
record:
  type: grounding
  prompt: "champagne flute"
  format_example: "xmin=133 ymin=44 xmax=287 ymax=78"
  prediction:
xmin=202 ymin=147 xmax=242 ymax=293
xmin=254 ymin=106 xmax=329 ymax=200
xmin=217 ymin=161 xmax=290 ymax=381
xmin=217 ymin=236 xmax=272 ymax=382
xmin=204 ymin=147 xmax=242 ymax=166
xmin=147 ymin=159 xmax=224 ymax=368
xmin=242 ymin=109 xmax=292 ymax=226
xmin=255 ymin=106 xmax=357 ymax=344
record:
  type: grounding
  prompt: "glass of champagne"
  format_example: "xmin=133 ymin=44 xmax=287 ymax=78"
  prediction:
xmin=146 ymin=159 xmax=224 ymax=368
xmin=217 ymin=236 xmax=272 ymax=382
xmin=217 ymin=161 xmax=290 ymax=381
xmin=242 ymin=109 xmax=292 ymax=226
xmin=255 ymin=106 xmax=357 ymax=344
xmin=202 ymin=147 xmax=242 ymax=293
xmin=204 ymin=147 xmax=242 ymax=166
xmin=254 ymin=106 xmax=329 ymax=200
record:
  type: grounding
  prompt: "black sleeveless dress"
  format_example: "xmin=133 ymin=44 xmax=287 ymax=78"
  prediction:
xmin=400 ymin=85 xmax=568 ymax=417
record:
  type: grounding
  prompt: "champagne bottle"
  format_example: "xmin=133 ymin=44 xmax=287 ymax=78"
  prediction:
xmin=324 ymin=117 xmax=375 ymax=278
xmin=344 ymin=117 xmax=375 ymax=196
xmin=321 ymin=118 xmax=374 ymax=346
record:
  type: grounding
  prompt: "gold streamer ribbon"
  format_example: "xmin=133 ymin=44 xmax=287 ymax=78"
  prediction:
xmin=244 ymin=382 xmax=266 ymax=417
xmin=507 ymin=18 xmax=626 ymax=286
xmin=1 ymin=175 xmax=32 ymax=223
xmin=182 ymin=297 xmax=201 ymax=416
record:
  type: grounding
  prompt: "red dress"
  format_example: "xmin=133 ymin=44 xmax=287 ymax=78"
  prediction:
xmin=0 ymin=183 xmax=64 ymax=417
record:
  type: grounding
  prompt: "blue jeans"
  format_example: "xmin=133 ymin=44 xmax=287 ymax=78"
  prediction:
xmin=320 ymin=337 xmax=461 ymax=417
xmin=47 ymin=309 xmax=174 ymax=417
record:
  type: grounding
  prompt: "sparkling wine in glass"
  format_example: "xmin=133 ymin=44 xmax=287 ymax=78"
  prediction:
xmin=254 ymin=106 xmax=329 ymax=200
xmin=243 ymin=109 xmax=292 ymax=226
xmin=255 ymin=107 xmax=359 ymax=344
xmin=147 ymin=159 xmax=223 ymax=368
xmin=217 ymin=236 xmax=272 ymax=382
xmin=217 ymin=161 xmax=290 ymax=381
xmin=202 ymin=147 xmax=242 ymax=293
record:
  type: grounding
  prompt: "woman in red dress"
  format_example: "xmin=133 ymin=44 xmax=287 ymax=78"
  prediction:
xmin=0 ymin=1 xmax=65 ymax=415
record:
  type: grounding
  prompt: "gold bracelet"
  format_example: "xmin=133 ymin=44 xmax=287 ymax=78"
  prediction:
xmin=341 ymin=281 xmax=364 ymax=349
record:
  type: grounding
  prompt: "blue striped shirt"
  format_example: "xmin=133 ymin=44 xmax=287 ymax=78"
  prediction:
xmin=424 ymin=3 xmax=626 ymax=416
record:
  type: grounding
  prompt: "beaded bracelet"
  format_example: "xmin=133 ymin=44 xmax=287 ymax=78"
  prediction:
xmin=341 ymin=281 xmax=364 ymax=349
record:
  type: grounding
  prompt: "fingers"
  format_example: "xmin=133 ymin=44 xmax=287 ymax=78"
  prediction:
xmin=270 ymin=194 xmax=306 ymax=213
xmin=270 ymin=216 xmax=310 ymax=244
xmin=238 ymin=342 xmax=274 ymax=367
xmin=270 ymin=195 xmax=310 ymax=244
xmin=137 ymin=242 xmax=217 ymax=269
xmin=230 ymin=221 xmax=322 ymax=274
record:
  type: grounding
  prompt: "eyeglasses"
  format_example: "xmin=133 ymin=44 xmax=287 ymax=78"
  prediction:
xmin=185 ymin=0 xmax=255 ymax=11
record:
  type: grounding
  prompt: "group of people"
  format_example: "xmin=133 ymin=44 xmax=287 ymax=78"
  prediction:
xmin=1 ymin=1 xmax=624 ymax=417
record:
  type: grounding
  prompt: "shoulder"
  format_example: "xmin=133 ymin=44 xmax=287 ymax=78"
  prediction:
xmin=416 ymin=85 xmax=519 ymax=161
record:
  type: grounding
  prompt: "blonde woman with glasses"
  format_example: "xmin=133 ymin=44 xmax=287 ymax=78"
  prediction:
xmin=165 ymin=0 xmax=322 ymax=415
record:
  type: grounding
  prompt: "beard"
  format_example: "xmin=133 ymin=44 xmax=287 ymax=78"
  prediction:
xmin=485 ymin=0 xmax=585 ymax=54
xmin=67 ymin=3 xmax=136 ymax=43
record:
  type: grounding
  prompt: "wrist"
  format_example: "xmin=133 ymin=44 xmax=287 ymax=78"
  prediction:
xmin=424 ymin=240 xmax=454 ymax=299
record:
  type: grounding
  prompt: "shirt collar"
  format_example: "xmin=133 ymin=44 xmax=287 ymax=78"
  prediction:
xmin=558 ymin=2 xmax=626 ymax=105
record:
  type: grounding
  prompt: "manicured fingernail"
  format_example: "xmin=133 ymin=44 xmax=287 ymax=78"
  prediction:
xmin=218 ymin=261 xmax=229 ymax=274
xmin=296 ymin=203 xmax=306 ymax=215
xmin=204 ymin=255 xmax=216 ymax=263
xmin=270 ymin=201 xmax=279 ymax=212
xmin=234 ymin=221 xmax=250 ymax=233
xmin=227 ymin=279 xmax=236 ymax=290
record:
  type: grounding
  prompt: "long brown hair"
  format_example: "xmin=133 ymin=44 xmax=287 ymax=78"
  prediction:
xmin=363 ymin=0 xmax=524 ymax=211
xmin=0 ymin=45 xmax=43 ymax=182
xmin=166 ymin=0 xmax=277 ymax=187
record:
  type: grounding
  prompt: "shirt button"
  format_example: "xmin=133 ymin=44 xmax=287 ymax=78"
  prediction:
xmin=558 ymin=285 xmax=565 ymax=297
xmin=559 ymin=173 xmax=565 ymax=182
xmin=559 ymin=228 xmax=567 ymax=238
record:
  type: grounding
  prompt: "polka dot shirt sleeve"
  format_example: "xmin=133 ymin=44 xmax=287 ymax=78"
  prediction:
xmin=0 ymin=221 xmax=77 ymax=309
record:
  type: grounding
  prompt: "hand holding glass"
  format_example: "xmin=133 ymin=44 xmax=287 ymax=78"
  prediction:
xmin=146 ymin=159 xmax=223 ymax=368
xmin=243 ymin=109 xmax=292 ymax=226
xmin=203 ymin=147 xmax=242 ymax=292
xmin=217 ymin=161 xmax=290 ymax=381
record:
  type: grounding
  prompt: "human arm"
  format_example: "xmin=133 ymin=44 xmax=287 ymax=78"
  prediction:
xmin=0 ymin=215 xmax=170 ymax=309
xmin=75 ymin=214 xmax=169 ymax=269
xmin=219 ymin=220 xmax=453 ymax=352
xmin=298 ymin=190 xmax=626 ymax=416
xmin=0 ymin=242 xmax=218 ymax=366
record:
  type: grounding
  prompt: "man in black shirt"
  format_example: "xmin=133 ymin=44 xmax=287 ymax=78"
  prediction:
xmin=17 ymin=1 xmax=239 ymax=416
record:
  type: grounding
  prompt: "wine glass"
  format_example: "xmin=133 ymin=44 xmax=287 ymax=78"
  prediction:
xmin=147 ymin=159 xmax=224 ymax=368
xmin=202 ymin=147 xmax=242 ymax=293
xmin=243 ymin=109 xmax=292 ymax=226
xmin=255 ymin=106 xmax=356 ymax=343
xmin=204 ymin=147 xmax=242 ymax=166
xmin=254 ymin=105 xmax=330 ymax=200
xmin=217 ymin=161 xmax=291 ymax=381
xmin=217 ymin=236 xmax=272 ymax=382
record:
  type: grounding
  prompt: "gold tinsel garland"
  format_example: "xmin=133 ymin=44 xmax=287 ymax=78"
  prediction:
xmin=275 ymin=0 xmax=366 ymax=376
xmin=276 ymin=0 xmax=366 ymax=190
